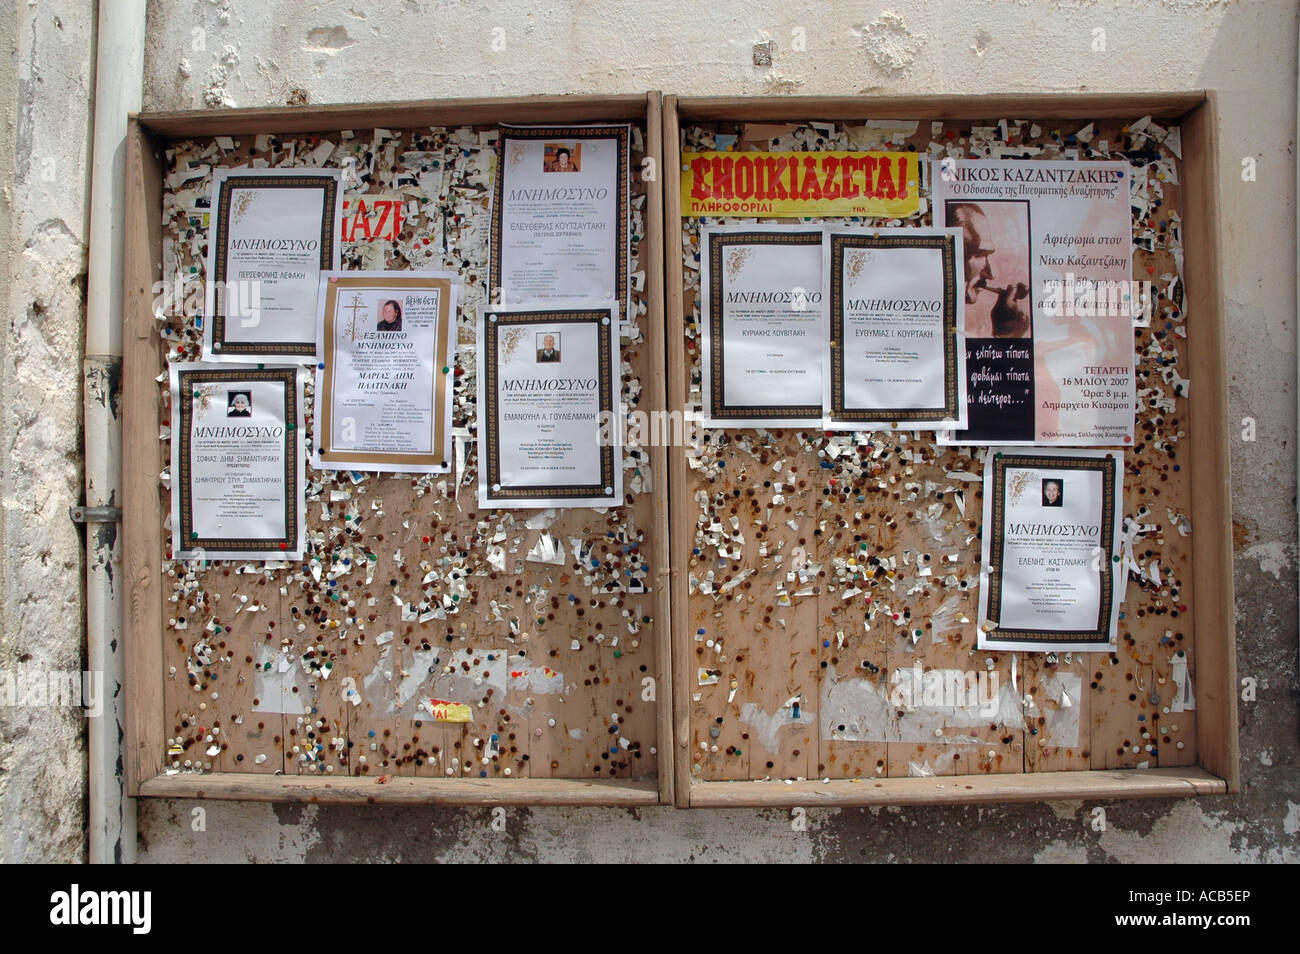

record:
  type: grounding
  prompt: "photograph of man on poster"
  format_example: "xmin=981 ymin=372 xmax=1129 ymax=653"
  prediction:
xmin=947 ymin=200 xmax=1032 ymax=339
xmin=536 ymin=333 xmax=561 ymax=362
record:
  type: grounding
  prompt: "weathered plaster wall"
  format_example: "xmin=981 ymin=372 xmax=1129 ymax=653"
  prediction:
xmin=0 ymin=1 xmax=96 ymax=864
xmin=0 ymin=0 xmax=16 ymax=868
xmin=5 ymin=0 xmax=1293 ymax=863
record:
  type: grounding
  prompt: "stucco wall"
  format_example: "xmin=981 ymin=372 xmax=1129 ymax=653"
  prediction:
xmin=0 ymin=1 xmax=95 ymax=865
xmin=3 ymin=0 xmax=1296 ymax=863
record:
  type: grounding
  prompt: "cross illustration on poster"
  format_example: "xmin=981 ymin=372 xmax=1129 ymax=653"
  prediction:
xmin=344 ymin=293 xmax=366 ymax=341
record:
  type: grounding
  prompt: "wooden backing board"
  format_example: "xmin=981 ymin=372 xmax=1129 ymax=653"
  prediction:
xmin=124 ymin=97 xmax=673 ymax=801
xmin=665 ymin=97 xmax=1231 ymax=803
xmin=124 ymin=92 xmax=1235 ymax=808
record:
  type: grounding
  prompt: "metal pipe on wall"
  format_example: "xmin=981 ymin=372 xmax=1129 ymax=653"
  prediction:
xmin=84 ymin=0 xmax=147 ymax=864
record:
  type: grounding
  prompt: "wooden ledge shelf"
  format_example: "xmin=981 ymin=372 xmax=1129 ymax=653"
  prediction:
xmin=686 ymin=767 xmax=1226 ymax=808
xmin=138 ymin=773 xmax=660 ymax=806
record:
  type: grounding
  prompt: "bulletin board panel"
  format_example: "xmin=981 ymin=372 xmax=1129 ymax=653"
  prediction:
xmin=663 ymin=93 xmax=1236 ymax=808
xmin=123 ymin=95 xmax=673 ymax=805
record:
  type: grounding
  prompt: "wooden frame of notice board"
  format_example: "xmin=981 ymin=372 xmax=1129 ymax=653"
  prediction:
xmin=663 ymin=93 xmax=1237 ymax=808
xmin=123 ymin=95 xmax=673 ymax=805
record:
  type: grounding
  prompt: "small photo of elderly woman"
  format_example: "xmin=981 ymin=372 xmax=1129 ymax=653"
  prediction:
xmin=226 ymin=390 xmax=252 ymax=417
xmin=376 ymin=299 xmax=403 ymax=332
xmin=1041 ymin=478 xmax=1064 ymax=507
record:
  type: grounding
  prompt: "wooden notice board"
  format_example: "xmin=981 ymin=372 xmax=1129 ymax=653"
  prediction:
xmin=122 ymin=91 xmax=1236 ymax=809
xmin=123 ymin=95 xmax=672 ymax=805
xmin=663 ymin=93 xmax=1237 ymax=807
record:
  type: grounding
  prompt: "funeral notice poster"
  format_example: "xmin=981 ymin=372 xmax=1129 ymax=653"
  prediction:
xmin=478 ymin=305 xmax=620 ymax=509
xmin=314 ymin=272 xmax=458 ymax=474
xmin=978 ymin=449 xmax=1124 ymax=652
xmin=170 ymin=363 xmax=304 ymax=561
xmin=491 ymin=124 xmax=629 ymax=313
xmin=825 ymin=227 xmax=967 ymax=430
xmin=203 ymin=167 xmax=344 ymax=363
xmin=933 ymin=159 xmax=1135 ymax=445
xmin=701 ymin=224 xmax=825 ymax=427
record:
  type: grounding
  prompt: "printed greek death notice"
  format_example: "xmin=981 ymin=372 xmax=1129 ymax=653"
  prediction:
xmin=978 ymin=449 xmax=1124 ymax=652
xmin=170 ymin=363 xmax=305 ymax=560
xmin=203 ymin=167 xmax=344 ymax=362
xmin=824 ymin=227 xmax=967 ymax=430
xmin=477 ymin=304 xmax=621 ymax=509
xmin=492 ymin=124 xmax=630 ymax=316
xmin=701 ymin=224 xmax=826 ymax=427
xmin=314 ymin=271 xmax=458 ymax=474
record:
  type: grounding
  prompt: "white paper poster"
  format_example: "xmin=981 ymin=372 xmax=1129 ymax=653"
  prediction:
xmin=700 ymin=224 xmax=825 ymax=427
xmin=932 ymin=158 xmax=1135 ymax=445
xmin=978 ymin=449 xmax=1124 ymax=652
xmin=492 ymin=124 xmax=629 ymax=314
xmin=203 ymin=167 xmax=344 ymax=363
xmin=170 ymin=363 xmax=305 ymax=561
xmin=477 ymin=304 xmax=621 ymax=509
xmin=314 ymin=271 xmax=458 ymax=474
xmin=824 ymin=227 xmax=967 ymax=430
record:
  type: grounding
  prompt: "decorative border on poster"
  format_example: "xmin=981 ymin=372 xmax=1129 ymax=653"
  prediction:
xmin=176 ymin=365 xmax=299 ymax=553
xmin=986 ymin=451 xmax=1118 ymax=644
xmin=210 ymin=173 xmax=339 ymax=357
xmin=481 ymin=307 xmax=617 ymax=502
xmin=490 ymin=124 xmax=630 ymax=319
xmin=706 ymin=229 xmax=824 ymax=421
xmin=827 ymin=231 xmax=960 ymax=423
